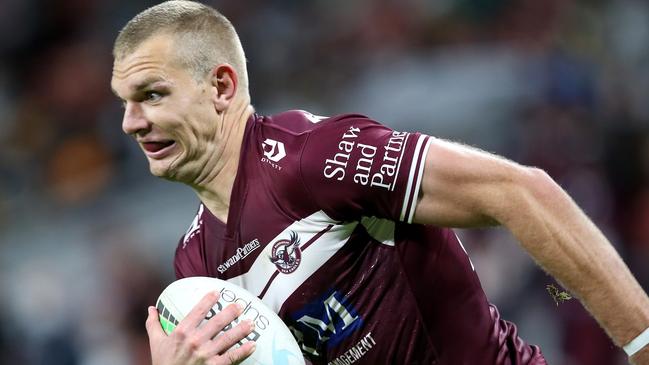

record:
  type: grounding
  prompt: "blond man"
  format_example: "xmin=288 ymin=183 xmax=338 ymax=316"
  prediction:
xmin=111 ymin=1 xmax=649 ymax=364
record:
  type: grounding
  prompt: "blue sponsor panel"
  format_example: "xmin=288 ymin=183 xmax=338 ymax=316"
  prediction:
xmin=288 ymin=290 xmax=363 ymax=357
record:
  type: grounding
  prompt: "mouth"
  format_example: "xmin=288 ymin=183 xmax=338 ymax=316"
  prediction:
xmin=141 ymin=140 xmax=176 ymax=159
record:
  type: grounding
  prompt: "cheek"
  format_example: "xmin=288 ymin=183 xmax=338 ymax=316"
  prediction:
xmin=144 ymin=107 xmax=178 ymax=131
xmin=190 ymin=108 xmax=218 ymax=140
xmin=165 ymin=97 xmax=215 ymax=152
xmin=179 ymin=117 xmax=214 ymax=155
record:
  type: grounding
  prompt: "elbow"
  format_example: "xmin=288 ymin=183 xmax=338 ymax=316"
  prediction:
xmin=523 ymin=167 xmax=563 ymax=199
xmin=515 ymin=166 xmax=569 ymax=216
xmin=493 ymin=166 xmax=564 ymax=225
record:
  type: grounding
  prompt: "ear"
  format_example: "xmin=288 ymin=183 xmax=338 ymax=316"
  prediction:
xmin=209 ymin=64 xmax=238 ymax=112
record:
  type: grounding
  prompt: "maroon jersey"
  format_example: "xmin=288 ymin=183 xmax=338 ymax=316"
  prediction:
xmin=174 ymin=110 xmax=547 ymax=365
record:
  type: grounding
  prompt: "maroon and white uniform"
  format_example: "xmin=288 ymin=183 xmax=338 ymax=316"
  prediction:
xmin=175 ymin=110 xmax=547 ymax=365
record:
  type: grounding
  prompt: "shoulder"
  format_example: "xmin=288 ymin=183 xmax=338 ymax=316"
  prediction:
xmin=252 ymin=110 xmax=378 ymax=139
xmin=294 ymin=111 xmax=411 ymax=185
xmin=247 ymin=109 xmax=382 ymax=183
xmin=252 ymin=110 xmax=390 ymax=169
xmin=244 ymin=110 xmax=385 ymax=219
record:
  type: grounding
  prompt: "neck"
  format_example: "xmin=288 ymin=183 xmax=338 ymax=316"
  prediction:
xmin=190 ymin=98 xmax=254 ymax=223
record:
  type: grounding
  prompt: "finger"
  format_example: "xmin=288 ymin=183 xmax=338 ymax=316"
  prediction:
xmin=198 ymin=303 xmax=244 ymax=342
xmin=209 ymin=340 xmax=256 ymax=365
xmin=210 ymin=319 xmax=255 ymax=356
xmin=178 ymin=291 xmax=221 ymax=330
xmin=145 ymin=306 xmax=164 ymax=341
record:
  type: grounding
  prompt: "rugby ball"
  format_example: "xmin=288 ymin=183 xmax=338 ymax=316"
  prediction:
xmin=156 ymin=276 xmax=304 ymax=365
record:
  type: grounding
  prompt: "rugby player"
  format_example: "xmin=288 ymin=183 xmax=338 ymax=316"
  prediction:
xmin=110 ymin=1 xmax=649 ymax=364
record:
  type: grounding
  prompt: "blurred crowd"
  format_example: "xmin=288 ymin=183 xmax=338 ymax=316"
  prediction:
xmin=0 ymin=0 xmax=648 ymax=364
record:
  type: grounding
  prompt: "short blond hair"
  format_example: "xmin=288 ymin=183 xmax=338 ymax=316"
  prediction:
xmin=113 ymin=0 xmax=248 ymax=94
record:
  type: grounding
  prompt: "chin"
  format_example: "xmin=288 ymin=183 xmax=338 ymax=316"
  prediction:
xmin=148 ymin=161 xmax=175 ymax=180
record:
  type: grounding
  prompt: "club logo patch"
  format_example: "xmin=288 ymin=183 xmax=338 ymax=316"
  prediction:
xmin=270 ymin=231 xmax=302 ymax=274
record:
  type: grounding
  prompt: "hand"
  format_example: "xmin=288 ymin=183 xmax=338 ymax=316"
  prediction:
xmin=146 ymin=291 xmax=256 ymax=365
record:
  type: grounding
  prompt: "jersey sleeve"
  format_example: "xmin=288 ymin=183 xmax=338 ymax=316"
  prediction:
xmin=300 ymin=115 xmax=432 ymax=223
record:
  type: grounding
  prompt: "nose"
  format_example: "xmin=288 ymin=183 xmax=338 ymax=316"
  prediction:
xmin=122 ymin=102 xmax=150 ymax=135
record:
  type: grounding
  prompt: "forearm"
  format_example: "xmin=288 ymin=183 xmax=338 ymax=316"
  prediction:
xmin=502 ymin=168 xmax=649 ymax=349
xmin=413 ymin=139 xmax=649 ymax=354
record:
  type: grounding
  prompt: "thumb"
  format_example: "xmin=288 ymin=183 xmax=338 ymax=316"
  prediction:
xmin=145 ymin=306 xmax=165 ymax=340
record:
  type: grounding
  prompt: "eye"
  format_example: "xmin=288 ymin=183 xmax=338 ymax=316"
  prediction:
xmin=145 ymin=91 xmax=163 ymax=103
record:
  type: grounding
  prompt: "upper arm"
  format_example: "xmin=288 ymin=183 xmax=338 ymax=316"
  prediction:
xmin=412 ymin=138 xmax=536 ymax=228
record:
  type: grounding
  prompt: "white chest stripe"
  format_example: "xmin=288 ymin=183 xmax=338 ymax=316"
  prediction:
xmin=226 ymin=210 xmax=358 ymax=312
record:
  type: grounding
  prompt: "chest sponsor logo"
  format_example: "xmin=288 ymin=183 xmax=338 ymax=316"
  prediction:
xmin=269 ymin=231 xmax=302 ymax=274
xmin=217 ymin=239 xmax=261 ymax=274
xmin=328 ymin=332 xmax=376 ymax=365
xmin=323 ymin=126 xmax=407 ymax=190
xmin=288 ymin=290 xmax=363 ymax=357
xmin=261 ymin=138 xmax=286 ymax=171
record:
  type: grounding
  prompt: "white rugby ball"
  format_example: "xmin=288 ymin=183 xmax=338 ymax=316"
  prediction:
xmin=156 ymin=276 xmax=304 ymax=365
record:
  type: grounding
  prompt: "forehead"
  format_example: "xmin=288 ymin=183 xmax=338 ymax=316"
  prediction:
xmin=111 ymin=35 xmax=185 ymax=95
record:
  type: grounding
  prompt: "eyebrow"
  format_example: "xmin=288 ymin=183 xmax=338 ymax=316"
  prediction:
xmin=111 ymin=76 xmax=169 ymax=98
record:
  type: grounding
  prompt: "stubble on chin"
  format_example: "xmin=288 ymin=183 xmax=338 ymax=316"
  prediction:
xmin=148 ymin=159 xmax=177 ymax=181
xmin=148 ymin=150 xmax=187 ymax=181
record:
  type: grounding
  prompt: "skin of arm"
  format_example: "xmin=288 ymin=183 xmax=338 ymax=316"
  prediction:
xmin=412 ymin=137 xmax=649 ymax=364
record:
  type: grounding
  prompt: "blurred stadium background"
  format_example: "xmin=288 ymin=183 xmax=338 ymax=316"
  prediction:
xmin=1 ymin=0 xmax=648 ymax=364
